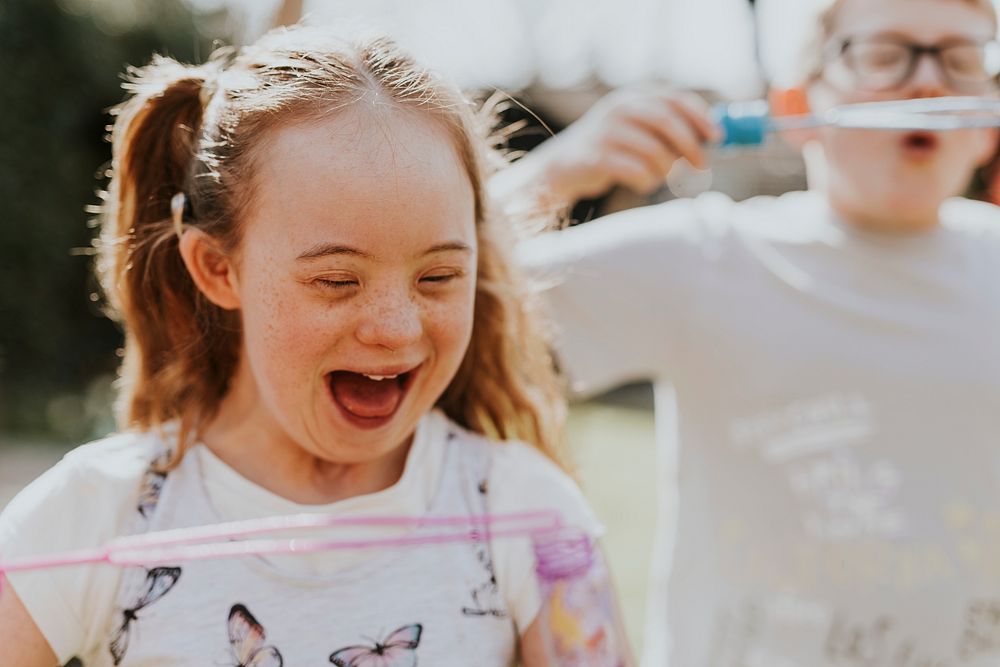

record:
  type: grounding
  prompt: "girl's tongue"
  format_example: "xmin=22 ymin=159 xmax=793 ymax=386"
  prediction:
xmin=328 ymin=371 xmax=404 ymax=419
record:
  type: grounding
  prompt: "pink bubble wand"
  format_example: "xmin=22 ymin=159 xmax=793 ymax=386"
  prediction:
xmin=0 ymin=510 xmax=564 ymax=590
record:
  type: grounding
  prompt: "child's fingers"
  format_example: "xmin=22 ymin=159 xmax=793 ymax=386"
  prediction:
xmin=608 ymin=93 xmax=714 ymax=170
xmin=602 ymin=151 xmax=668 ymax=195
xmin=626 ymin=88 xmax=720 ymax=143
xmin=668 ymin=92 xmax=723 ymax=145
xmin=637 ymin=107 xmax=709 ymax=170
xmin=606 ymin=122 xmax=679 ymax=183
xmin=513 ymin=87 xmax=719 ymax=202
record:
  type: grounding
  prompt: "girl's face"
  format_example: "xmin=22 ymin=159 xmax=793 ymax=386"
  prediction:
xmin=808 ymin=0 xmax=998 ymax=229
xmin=229 ymin=107 xmax=477 ymax=465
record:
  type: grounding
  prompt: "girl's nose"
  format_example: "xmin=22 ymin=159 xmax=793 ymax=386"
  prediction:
xmin=904 ymin=52 xmax=950 ymax=97
xmin=355 ymin=292 xmax=424 ymax=351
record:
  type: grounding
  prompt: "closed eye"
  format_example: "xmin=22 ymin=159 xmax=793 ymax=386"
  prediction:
xmin=420 ymin=274 xmax=457 ymax=283
xmin=313 ymin=276 xmax=359 ymax=289
xmin=316 ymin=279 xmax=359 ymax=289
xmin=420 ymin=267 xmax=466 ymax=284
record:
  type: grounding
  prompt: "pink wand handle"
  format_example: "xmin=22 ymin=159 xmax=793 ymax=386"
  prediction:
xmin=0 ymin=510 xmax=564 ymax=589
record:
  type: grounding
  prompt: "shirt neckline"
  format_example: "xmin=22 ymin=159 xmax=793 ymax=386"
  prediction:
xmin=193 ymin=409 xmax=449 ymax=521
xmin=184 ymin=410 xmax=455 ymax=584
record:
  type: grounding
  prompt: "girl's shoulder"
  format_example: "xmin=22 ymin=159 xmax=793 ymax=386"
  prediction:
xmin=58 ymin=428 xmax=172 ymax=481
xmin=488 ymin=441 xmax=601 ymax=536
xmin=437 ymin=415 xmax=601 ymax=535
xmin=439 ymin=421 xmax=604 ymax=634
xmin=0 ymin=428 xmax=173 ymax=548
xmin=438 ymin=416 xmax=574 ymax=487
xmin=941 ymin=196 xmax=1000 ymax=238
xmin=0 ymin=430 xmax=173 ymax=662
xmin=487 ymin=440 xmax=584 ymax=503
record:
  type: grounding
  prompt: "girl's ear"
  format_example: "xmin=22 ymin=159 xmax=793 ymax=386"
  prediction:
xmin=178 ymin=228 xmax=242 ymax=310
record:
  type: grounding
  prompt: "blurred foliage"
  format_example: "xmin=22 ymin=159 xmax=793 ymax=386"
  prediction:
xmin=0 ymin=0 xmax=225 ymax=441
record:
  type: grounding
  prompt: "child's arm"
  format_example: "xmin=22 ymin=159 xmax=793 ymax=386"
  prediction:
xmin=518 ymin=620 xmax=550 ymax=666
xmin=0 ymin=437 xmax=148 ymax=666
xmin=487 ymin=442 xmax=635 ymax=665
xmin=0 ymin=575 xmax=60 ymax=667
xmin=518 ymin=544 xmax=635 ymax=667
xmin=490 ymin=87 xmax=720 ymax=210
xmin=516 ymin=192 xmax=719 ymax=397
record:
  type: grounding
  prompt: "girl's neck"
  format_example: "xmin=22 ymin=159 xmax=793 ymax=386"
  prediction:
xmin=804 ymin=144 xmax=942 ymax=235
xmin=827 ymin=196 xmax=941 ymax=235
xmin=201 ymin=373 xmax=411 ymax=506
xmin=814 ymin=177 xmax=942 ymax=234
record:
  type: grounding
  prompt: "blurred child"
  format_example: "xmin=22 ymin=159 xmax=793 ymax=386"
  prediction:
xmin=510 ymin=0 xmax=1000 ymax=665
xmin=0 ymin=27 xmax=621 ymax=667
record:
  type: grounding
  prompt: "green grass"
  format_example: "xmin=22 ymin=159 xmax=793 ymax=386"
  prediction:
xmin=568 ymin=402 xmax=657 ymax=656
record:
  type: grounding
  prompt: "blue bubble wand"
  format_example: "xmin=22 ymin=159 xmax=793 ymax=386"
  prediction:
xmin=714 ymin=96 xmax=1000 ymax=146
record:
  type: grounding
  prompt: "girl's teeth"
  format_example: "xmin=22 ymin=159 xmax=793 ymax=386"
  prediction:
xmin=363 ymin=374 xmax=398 ymax=381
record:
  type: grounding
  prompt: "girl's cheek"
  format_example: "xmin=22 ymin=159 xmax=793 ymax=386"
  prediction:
xmin=254 ymin=290 xmax=334 ymax=352
xmin=440 ymin=301 xmax=476 ymax=343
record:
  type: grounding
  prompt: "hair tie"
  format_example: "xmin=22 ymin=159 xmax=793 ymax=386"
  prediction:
xmin=199 ymin=74 xmax=218 ymax=108
xmin=171 ymin=192 xmax=187 ymax=239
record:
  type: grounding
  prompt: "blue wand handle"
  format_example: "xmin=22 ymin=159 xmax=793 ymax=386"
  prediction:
xmin=712 ymin=100 xmax=771 ymax=147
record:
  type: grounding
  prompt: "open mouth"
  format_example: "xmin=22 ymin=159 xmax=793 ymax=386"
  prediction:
xmin=901 ymin=131 xmax=938 ymax=156
xmin=326 ymin=367 xmax=419 ymax=427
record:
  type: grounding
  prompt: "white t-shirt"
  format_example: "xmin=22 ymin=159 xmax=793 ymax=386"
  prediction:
xmin=0 ymin=409 xmax=600 ymax=666
xmin=519 ymin=190 xmax=1000 ymax=667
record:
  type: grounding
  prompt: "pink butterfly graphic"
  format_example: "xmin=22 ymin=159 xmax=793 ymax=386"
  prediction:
xmin=229 ymin=604 xmax=284 ymax=667
xmin=329 ymin=624 xmax=423 ymax=667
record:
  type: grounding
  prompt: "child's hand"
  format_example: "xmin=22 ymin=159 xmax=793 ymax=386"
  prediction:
xmin=495 ymin=88 xmax=721 ymax=208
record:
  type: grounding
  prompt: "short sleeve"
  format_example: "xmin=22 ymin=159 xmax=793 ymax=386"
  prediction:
xmin=0 ymin=434 xmax=152 ymax=663
xmin=516 ymin=194 xmax=732 ymax=397
xmin=487 ymin=442 xmax=603 ymax=634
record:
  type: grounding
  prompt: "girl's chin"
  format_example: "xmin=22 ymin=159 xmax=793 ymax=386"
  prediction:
xmin=308 ymin=418 xmax=419 ymax=462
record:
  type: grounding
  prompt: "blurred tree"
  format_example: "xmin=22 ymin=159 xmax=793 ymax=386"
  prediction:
xmin=0 ymin=0 xmax=221 ymax=440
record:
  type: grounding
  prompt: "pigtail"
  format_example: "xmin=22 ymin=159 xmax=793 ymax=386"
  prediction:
xmin=98 ymin=55 xmax=238 ymax=459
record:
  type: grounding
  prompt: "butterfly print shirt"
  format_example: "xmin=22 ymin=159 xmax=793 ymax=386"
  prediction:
xmin=0 ymin=411 xmax=601 ymax=666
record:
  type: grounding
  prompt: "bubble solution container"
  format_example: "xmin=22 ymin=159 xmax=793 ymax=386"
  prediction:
xmin=534 ymin=529 xmax=628 ymax=667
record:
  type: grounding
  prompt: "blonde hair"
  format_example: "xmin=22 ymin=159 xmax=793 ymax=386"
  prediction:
xmin=797 ymin=0 xmax=999 ymax=84
xmin=97 ymin=27 xmax=567 ymax=467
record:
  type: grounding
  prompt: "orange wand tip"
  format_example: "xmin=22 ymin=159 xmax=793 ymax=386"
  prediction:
xmin=769 ymin=87 xmax=810 ymax=117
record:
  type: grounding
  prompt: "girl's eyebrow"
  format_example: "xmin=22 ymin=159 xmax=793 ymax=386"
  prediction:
xmin=297 ymin=244 xmax=374 ymax=261
xmin=425 ymin=242 xmax=472 ymax=255
xmin=296 ymin=241 xmax=472 ymax=261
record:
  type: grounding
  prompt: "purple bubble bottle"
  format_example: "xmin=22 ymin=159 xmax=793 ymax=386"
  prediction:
xmin=533 ymin=529 xmax=629 ymax=667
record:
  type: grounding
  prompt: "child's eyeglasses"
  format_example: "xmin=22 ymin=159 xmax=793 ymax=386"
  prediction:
xmin=826 ymin=37 xmax=1000 ymax=94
